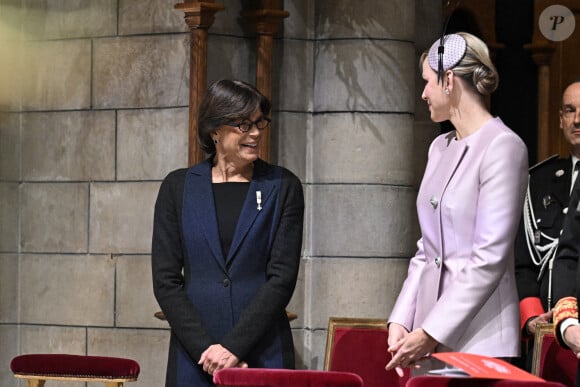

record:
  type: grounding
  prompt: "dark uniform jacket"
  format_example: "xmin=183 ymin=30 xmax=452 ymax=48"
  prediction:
xmin=554 ymin=172 xmax=580 ymax=313
xmin=152 ymin=158 xmax=304 ymax=387
xmin=513 ymin=155 xmax=574 ymax=371
xmin=515 ymin=156 xmax=574 ymax=323
xmin=551 ymin=172 xmax=580 ymax=387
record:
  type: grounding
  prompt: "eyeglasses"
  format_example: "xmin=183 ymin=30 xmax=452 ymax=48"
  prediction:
xmin=228 ymin=117 xmax=271 ymax=133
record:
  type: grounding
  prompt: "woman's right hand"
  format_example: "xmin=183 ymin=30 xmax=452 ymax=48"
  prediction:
xmin=387 ymin=323 xmax=409 ymax=349
xmin=198 ymin=344 xmax=244 ymax=375
xmin=386 ymin=323 xmax=409 ymax=377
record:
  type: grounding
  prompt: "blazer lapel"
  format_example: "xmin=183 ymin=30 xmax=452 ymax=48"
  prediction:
xmin=435 ymin=133 xmax=470 ymax=197
xmin=183 ymin=160 xmax=226 ymax=268
xmin=226 ymin=160 xmax=278 ymax=265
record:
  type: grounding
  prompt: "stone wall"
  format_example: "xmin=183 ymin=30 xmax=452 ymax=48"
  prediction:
xmin=284 ymin=1 xmax=441 ymax=370
xmin=0 ymin=1 xmax=441 ymax=386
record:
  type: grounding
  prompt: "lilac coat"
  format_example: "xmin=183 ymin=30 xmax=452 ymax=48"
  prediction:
xmin=389 ymin=118 xmax=528 ymax=357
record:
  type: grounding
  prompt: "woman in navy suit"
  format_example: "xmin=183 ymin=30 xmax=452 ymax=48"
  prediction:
xmin=152 ymin=79 xmax=304 ymax=387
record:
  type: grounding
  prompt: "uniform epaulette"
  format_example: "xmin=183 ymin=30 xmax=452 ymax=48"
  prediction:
xmin=529 ymin=154 xmax=561 ymax=173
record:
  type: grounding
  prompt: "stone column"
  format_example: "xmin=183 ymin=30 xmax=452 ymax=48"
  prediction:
xmin=281 ymin=0 xmax=442 ymax=367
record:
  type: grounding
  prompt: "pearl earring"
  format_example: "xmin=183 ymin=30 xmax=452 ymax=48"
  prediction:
xmin=445 ymin=88 xmax=450 ymax=95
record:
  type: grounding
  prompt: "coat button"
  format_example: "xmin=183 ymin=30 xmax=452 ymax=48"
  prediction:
xmin=222 ymin=278 xmax=230 ymax=287
xmin=434 ymin=256 xmax=441 ymax=268
xmin=430 ymin=196 xmax=438 ymax=209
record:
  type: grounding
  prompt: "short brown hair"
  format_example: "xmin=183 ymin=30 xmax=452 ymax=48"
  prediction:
xmin=198 ymin=79 xmax=271 ymax=154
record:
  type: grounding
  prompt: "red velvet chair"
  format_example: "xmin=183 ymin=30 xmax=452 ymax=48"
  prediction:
xmin=324 ymin=317 xmax=410 ymax=387
xmin=405 ymin=375 xmax=566 ymax=387
xmin=10 ymin=354 xmax=140 ymax=387
xmin=531 ymin=323 xmax=577 ymax=386
xmin=213 ymin=368 xmax=364 ymax=387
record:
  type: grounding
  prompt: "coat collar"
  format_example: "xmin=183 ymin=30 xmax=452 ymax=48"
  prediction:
xmin=434 ymin=131 xmax=470 ymax=195
xmin=184 ymin=157 xmax=278 ymax=268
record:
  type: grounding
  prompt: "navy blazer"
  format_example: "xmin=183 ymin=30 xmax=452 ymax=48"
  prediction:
xmin=152 ymin=158 xmax=304 ymax=387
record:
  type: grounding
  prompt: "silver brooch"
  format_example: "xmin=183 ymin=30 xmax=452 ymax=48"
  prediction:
xmin=256 ymin=191 xmax=262 ymax=211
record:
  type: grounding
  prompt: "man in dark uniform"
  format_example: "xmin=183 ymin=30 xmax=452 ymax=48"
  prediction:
xmin=514 ymin=78 xmax=580 ymax=370
xmin=550 ymin=161 xmax=580 ymax=387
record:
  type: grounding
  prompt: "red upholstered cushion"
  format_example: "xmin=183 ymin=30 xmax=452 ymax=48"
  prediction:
xmin=213 ymin=368 xmax=363 ymax=387
xmin=406 ymin=375 xmax=566 ymax=387
xmin=538 ymin=333 xmax=577 ymax=386
xmin=10 ymin=354 xmax=140 ymax=379
xmin=328 ymin=326 xmax=410 ymax=387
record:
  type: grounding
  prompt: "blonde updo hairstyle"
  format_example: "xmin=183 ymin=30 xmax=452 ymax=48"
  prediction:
xmin=449 ymin=32 xmax=499 ymax=96
xmin=420 ymin=32 xmax=499 ymax=96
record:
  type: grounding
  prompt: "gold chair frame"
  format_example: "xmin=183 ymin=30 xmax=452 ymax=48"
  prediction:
xmin=531 ymin=322 xmax=555 ymax=376
xmin=323 ymin=317 xmax=388 ymax=371
xmin=13 ymin=374 xmax=136 ymax=387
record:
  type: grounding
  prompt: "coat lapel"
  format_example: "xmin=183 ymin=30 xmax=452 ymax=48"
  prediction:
xmin=435 ymin=132 xmax=470 ymax=198
xmin=226 ymin=159 xmax=278 ymax=265
xmin=428 ymin=133 xmax=468 ymax=302
xmin=183 ymin=159 xmax=226 ymax=268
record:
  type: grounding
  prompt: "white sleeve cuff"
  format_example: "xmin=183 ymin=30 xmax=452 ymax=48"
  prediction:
xmin=560 ymin=318 xmax=580 ymax=347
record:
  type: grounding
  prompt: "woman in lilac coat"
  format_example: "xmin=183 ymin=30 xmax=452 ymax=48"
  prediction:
xmin=386 ymin=32 xmax=528 ymax=374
